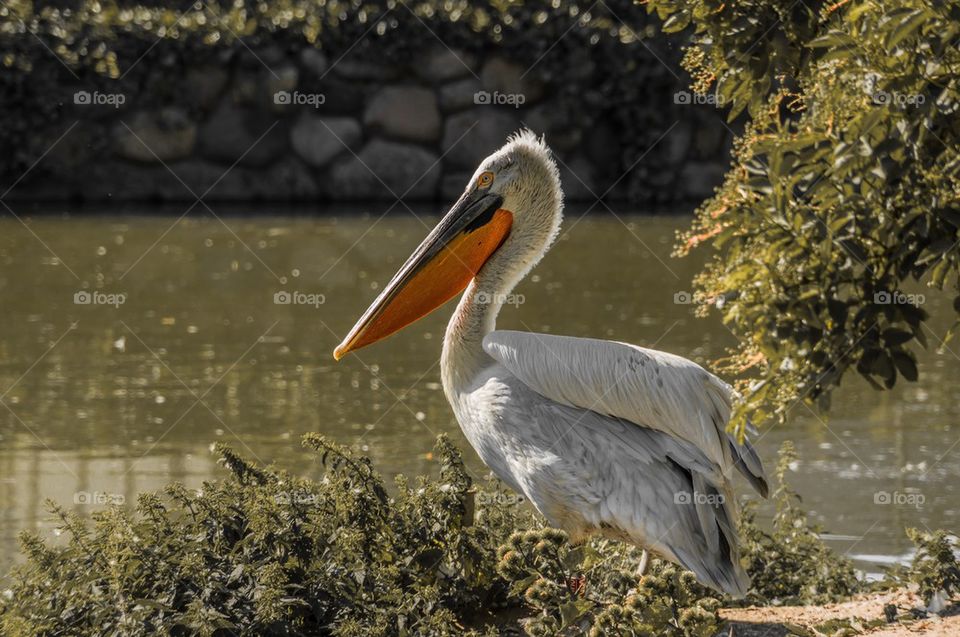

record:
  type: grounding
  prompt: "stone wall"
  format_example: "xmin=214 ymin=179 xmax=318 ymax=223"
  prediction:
xmin=13 ymin=44 xmax=734 ymax=205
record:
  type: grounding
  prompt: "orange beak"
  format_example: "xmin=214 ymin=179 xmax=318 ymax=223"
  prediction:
xmin=334 ymin=191 xmax=512 ymax=360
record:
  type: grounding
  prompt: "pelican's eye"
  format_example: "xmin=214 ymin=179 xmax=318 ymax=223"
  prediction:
xmin=477 ymin=171 xmax=495 ymax=188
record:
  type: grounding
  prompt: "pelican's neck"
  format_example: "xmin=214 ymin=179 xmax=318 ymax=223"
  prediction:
xmin=441 ymin=201 xmax=561 ymax=397
xmin=440 ymin=267 xmax=512 ymax=392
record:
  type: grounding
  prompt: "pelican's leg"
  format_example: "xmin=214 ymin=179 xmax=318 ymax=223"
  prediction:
xmin=637 ymin=549 xmax=649 ymax=576
xmin=565 ymin=532 xmax=587 ymax=596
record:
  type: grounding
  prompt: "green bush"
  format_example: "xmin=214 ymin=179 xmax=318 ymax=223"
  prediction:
xmin=904 ymin=528 xmax=960 ymax=607
xmin=642 ymin=0 xmax=960 ymax=432
xmin=10 ymin=435 xmax=948 ymax=636
xmin=495 ymin=530 xmax=720 ymax=636
xmin=0 ymin=432 xmax=723 ymax=636
xmin=1 ymin=435 xmax=525 ymax=636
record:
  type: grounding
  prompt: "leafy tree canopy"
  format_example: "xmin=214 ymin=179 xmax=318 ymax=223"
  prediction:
xmin=646 ymin=0 xmax=960 ymax=432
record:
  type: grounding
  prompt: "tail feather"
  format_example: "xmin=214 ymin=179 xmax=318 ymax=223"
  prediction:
xmin=670 ymin=516 xmax=751 ymax=597
xmin=669 ymin=470 xmax=750 ymax=597
xmin=691 ymin=473 xmax=720 ymax=554
xmin=705 ymin=379 xmax=769 ymax=499
xmin=727 ymin=432 xmax=769 ymax=498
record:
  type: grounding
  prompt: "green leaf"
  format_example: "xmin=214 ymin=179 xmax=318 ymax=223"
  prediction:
xmin=891 ymin=351 xmax=918 ymax=382
xmin=870 ymin=350 xmax=894 ymax=381
xmin=661 ymin=11 xmax=690 ymax=33
xmin=884 ymin=9 xmax=930 ymax=49
xmin=559 ymin=600 xmax=590 ymax=628
xmin=882 ymin=328 xmax=914 ymax=346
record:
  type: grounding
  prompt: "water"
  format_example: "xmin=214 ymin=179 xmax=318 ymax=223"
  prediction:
xmin=0 ymin=206 xmax=956 ymax=579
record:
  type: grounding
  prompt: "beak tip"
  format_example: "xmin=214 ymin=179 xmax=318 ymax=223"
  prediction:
xmin=334 ymin=329 xmax=361 ymax=361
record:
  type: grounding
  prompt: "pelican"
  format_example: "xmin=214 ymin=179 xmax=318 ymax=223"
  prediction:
xmin=333 ymin=131 xmax=768 ymax=596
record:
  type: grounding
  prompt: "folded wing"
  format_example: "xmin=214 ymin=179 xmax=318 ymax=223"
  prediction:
xmin=482 ymin=330 xmax=768 ymax=497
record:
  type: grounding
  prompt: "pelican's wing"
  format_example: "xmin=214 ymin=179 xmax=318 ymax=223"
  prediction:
xmin=482 ymin=330 xmax=768 ymax=496
xmin=528 ymin=397 xmax=750 ymax=595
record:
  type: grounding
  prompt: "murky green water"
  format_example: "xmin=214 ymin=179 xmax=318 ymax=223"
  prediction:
xmin=0 ymin=206 xmax=956 ymax=578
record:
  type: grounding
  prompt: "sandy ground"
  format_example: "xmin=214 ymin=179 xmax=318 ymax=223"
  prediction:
xmin=721 ymin=589 xmax=960 ymax=636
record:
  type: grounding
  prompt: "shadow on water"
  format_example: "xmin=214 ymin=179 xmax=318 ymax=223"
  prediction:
xmin=0 ymin=204 xmax=956 ymax=579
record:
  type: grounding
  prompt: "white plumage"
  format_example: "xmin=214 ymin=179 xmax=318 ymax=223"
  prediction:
xmin=457 ymin=330 xmax=768 ymax=595
xmin=482 ymin=331 xmax=768 ymax=497
xmin=337 ymin=131 xmax=768 ymax=597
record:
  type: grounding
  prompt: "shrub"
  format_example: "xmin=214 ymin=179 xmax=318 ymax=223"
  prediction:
xmin=496 ymin=528 xmax=721 ymax=636
xmin=8 ymin=435 xmax=932 ymax=636
xmin=0 ymin=434 xmax=526 ymax=636
xmin=643 ymin=0 xmax=960 ymax=432
xmin=905 ymin=528 xmax=960 ymax=607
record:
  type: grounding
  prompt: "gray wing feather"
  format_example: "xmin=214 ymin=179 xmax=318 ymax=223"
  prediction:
xmin=521 ymin=396 xmax=749 ymax=596
xmin=728 ymin=432 xmax=769 ymax=498
xmin=483 ymin=330 xmax=768 ymax=495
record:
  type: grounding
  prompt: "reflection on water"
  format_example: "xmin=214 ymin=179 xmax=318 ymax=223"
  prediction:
xmin=0 ymin=206 xmax=956 ymax=578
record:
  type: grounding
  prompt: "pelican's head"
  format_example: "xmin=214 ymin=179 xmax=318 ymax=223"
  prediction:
xmin=334 ymin=130 xmax=563 ymax=360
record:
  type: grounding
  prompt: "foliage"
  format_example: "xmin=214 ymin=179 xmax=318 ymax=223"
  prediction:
xmin=739 ymin=442 xmax=860 ymax=604
xmin=11 ymin=435 xmax=946 ymax=636
xmin=0 ymin=432 xmax=726 ymax=636
xmin=904 ymin=528 xmax=960 ymax=606
xmin=646 ymin=0 xmax=821 ymax=121
xmin=0 ymin=432 xmax=734 ymax=636
xmin=496 ymin=529 xmax=720 ymax=636
xmin=0 ymin=434 xmax=525 ymax=636
xmin=645 ymin=0 xmax=960 ymax=432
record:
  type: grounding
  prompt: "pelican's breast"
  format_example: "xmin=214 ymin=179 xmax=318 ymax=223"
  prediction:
xmin=447 ymin=364 xmax=528 ymax=493
xmin=448 ymin=367 xmax=603 ymax=533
